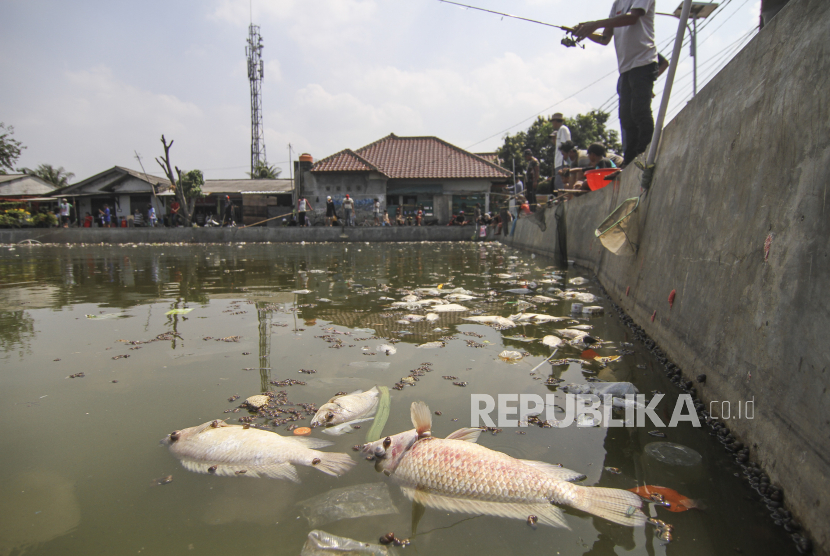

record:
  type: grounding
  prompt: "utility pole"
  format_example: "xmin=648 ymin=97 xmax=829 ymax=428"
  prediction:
xmin=246 ymin=23 xmax=267 ymax=176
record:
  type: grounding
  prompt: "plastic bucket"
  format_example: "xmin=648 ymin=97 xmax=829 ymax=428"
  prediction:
xmin=585 ymin=168 xmax=618 ymax=191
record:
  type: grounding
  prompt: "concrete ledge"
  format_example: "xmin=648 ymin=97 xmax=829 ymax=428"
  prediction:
xmin=0 ymin=225 xmax=486 ymax=244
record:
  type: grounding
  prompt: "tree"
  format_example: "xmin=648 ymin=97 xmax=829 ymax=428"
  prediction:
xmin=20 ymin=164 xmax=75 ymax=188
xmin=155 ymin=135 xmax=203 ymax=226
xmin=497 ymin=110 xmax=621 ymax=186
xmin=0 ymin=122 xmax=26 ymax=174
xmin=247 ymin=162 xmax=282 ymax=179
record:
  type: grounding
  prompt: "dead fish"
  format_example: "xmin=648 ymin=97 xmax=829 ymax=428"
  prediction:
xmin=417 ymin=341 xmax=445 ymax=349
xmin=401 ymin=314 xmax=425 ymax=322
xmin=569 ymin=277 xmax=589 ymax=285
xmin=529 ymin=295 xmax=557 ymax=303
xmin=291 ymin=289 xmax=312 ymax=294
xmin=464 ymin=315 xmax=516 ymax=328
xmin=444 ymin=293 xmax=477 ymax=301
xmin=161 ymin=421 xmax=354 ymax=481
xmin=362 ymin=402 xmax=646 ymax=528
xmin=311 ymin=386 xmax=380 ymax=428
xmin=429 ymin=303 xmax=468 ymax=313
xmin=425 ymin=313 xmax=439 ymax=322
xmin=509 ymin=313 xmax=568 ymax=324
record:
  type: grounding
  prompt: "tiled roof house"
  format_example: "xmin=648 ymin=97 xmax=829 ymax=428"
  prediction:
xmin=299 ymin=134 xmax=512 ymax=224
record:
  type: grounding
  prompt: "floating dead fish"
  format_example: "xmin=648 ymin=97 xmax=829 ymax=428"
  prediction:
xmin=530 ymin=295 xmax=557 ymax=303
xmin=557 ymin=328 xmax=591 ymax=340
xmin=498 ymin=350 xmax=524 ymax=362
xmin=429 ymin=304 xmax=468 ymax=312
xmin=292 ymin=290 xmax=313 ymax=294
xmin=569 ymin=277 xmax=589 ymax=285
xmin=161 ymin=421 xmax=354 ymax=481
xmin=509 ymin=313 xmax=567 ymax=324
xmin=417 ymin=341 xmax=446 ymax=349
xmin=444 ymin=293 xmax=477 ymax=301
xmin=496 ymin=273 xmax=516 ymax=279
xmin=401 ymin=295 xmax=419 ymax=302
xmin=571 ymin=324 xmax=593 ymax=331
xmin=318 ymin=298 xmax=332 ymax=303
xmin=559 ymin=292 xmax=599 ymax=303
xmin=504 ymin=288 xmax=534 ymax=295
xmin=425 ymin=313 xmax=439 ymax=322
xmin=311 ymin=387 xmax=380 ymax=429
xmin=401 ymin=314 xmax=425 ymax=322
xmin=464 ymin=315 xmax=516 ymax=328
xmin=503 ymin=335 xmax=537 ymax=343
xmin=362 ymin=402 xmax=646 ymax=528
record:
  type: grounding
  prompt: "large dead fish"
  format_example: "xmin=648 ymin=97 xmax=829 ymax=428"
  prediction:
xmin=311 ymin=387 xmax=380 ymax=428
xmin=161 ymin=420 xmax=354 ymax=481
xmin=463 ymin=315 xmax=516 ymax=328
xmin=508 ymin=313 xmax=568 ymax=324
xmin=362 ymin=402 xmax=645 ymax=528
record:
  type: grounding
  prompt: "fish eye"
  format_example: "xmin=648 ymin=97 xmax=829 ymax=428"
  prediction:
xmin=383 ymin=436 xmax=392 ymax=449
xmin=325 ymin=412 xmax=334 ymax=421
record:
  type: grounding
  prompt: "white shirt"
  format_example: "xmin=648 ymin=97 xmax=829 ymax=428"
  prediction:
xmin=552 ymin=125 xmax=571 ymax=168
xmin=610 ymin=0 xmax=657 ymax=74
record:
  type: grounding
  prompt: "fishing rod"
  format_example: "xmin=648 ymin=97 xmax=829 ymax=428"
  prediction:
xmin=437 ymin=0 xmax=602 ymax=47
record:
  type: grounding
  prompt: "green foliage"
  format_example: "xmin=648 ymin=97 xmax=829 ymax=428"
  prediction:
xmin=247 ymin=162 xmax=282 ymax=179
xmin=31 ymin=212 xmax=58 ymax=227
xmin=0 ymin=122 xmax=26 ymax=174
xmin=20 ymin=164 xmax=75 ymax=188
xmin=497 ymin=110 xmax=621 ymax=181
xmin=0 ymin=207 xmax=33 ymax=227
xmin=179 ymin=169 xmax=204 ymax=199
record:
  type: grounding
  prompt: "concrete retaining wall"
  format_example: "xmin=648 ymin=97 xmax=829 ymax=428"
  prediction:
xmin=504 ymin=0 xmax=830 ymax=551
xmin=0 ymin=225 xmax=485 ymax=244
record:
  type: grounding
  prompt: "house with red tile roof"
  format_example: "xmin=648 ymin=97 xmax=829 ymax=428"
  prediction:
xmin=298 ymin=134 xmax=512 ymax=225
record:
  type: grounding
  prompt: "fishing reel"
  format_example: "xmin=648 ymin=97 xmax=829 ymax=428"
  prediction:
xmin=561 ymin=32 xmax=585 ymax=49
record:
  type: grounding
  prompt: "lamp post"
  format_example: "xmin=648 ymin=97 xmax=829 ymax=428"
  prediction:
xmin=658 ymin=2 xmax=719 ymax=96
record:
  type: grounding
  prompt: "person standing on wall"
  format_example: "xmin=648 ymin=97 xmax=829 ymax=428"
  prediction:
xmin=325 ymin=196 xmax=336 ymax=226
xmin=297 ymin=196 xmax=312 ymax=227
xmin=549 ymin=113 xmax=571 ymax=191
xmin=147 ymin=204 xmax=157 ymax=227
xmin=523 ymin=149 xmax=540 ymax=212
xmin=373 ymin=198 xmax=381 ymax=226
xmin=342 ymin=194 xmax=354 ymax=227
xmin=59 ymin=198 xmax=72 ymax=228
xmin=222 ymin=195 xmax=235 ymax=227
xmin=573 ymin=0 xmax=658 ymax=167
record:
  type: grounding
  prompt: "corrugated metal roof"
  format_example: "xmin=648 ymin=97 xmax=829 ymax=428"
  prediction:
xmin=0 ymin=174 xmax=58 ymax=196
xmin=202 ymin=179 xmax=294 ymax=195
xmin=310 ymin=134 xmax=512 ymax=180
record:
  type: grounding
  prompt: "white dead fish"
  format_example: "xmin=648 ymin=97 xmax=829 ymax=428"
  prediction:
xmin=509 ymin=313 xmax=568 ymax=324
xmin=161 ymin=421 xmax=354 ymax=481
xmin=530 ymin=295 xmax=557 ymax=303
xmin=464 ymin=315 xmax=516 ymax=328
xmin=425 ymin=313 xmax=439 ymax=322
xmin=402 ymin=314 xmax=425 ymax=322
xmin=361 ymin=403 xmax=646 ymax=528
xmin=444 ymin=293 xmax=477 ymax=301
xmin=498 ymin=350 xmax=523 ymax=361
xmin=311 ymin=387 xmax=380 ymax=428
xmin=401 ymin=294 xmax=419 ymax=302
xmin=447 ymin=287 xmax=474 ymax=295
xmin=559 ymin=292 xmax=599 ymax=303
xmin=415 ymin=288 xmax=442 ymax=296
xmin=569 ymin=277 xmax=589 ymax=286
xmin=292 ymin=289 xmax=313 ymax=294
xmin=495 ymin=273 xmax=516 ymax=279
xmin=541 ymin=335 xmax=564 ymax=348
xmin=558 ymin=328 xmax=591 ymax=340
xmin=417 ymin=341 xmax=445 ymax=349
xmin=430 ymin=303 xmax=468 ymax=312
xmin=570 ymin=324 xmax=593 ymax=331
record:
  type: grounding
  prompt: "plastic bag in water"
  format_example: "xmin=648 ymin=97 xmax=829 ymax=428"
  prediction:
xmin=645 ymin=442 xmax=703 ymax=466
xmin=301 ymin=530 xmax=394 ymax=555
xmin=297 ymin=483 xmax=398 ymax=527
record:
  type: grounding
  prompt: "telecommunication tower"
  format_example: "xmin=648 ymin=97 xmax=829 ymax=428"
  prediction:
xmin=246 ymin=24 xmax=267 ymax=175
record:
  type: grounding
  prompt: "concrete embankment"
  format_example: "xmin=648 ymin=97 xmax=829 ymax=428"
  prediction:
xmin=0 ymin=225 xmax=478 ymax=244
xmin=505 ymin=0 xmax=830 ymax=551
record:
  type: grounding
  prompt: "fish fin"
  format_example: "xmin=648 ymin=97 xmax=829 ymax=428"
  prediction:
xmin=308 ymin=451 xmax=355 ymax=477
xmin=400 ymin=487 xmax=569 ymax=529
xmin=285 ymin=436 xmax=334 ymax=449
xmin=567 ymin=485 xmax=647 ymax=527
xmin=368 ymin=385 xmax=380 ymax=394
xmin=410 ymin=401 xmax=432 ymax=436
xmin=521 ymin=460 xmax=586 ymax=483
xmin=445 ymin=428 xmax=482 ymax=443
xmin=178 ymin=458 xmax=301 ymax=482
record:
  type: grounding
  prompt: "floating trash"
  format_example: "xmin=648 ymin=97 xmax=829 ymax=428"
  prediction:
xmin=644 ymin=442 xmax=703 ymax=467
xmin=165 ymin=308 xmax=193 ymax=315
xmin=417 ymin=341 xmax=445 ymax=349
xmin=300 ymin=529 xmax=394 ymax=556
xmin=498 ymin=350 xmax=523 ymax=362
xmin=542 ymin=335 xmax=563 ymax=348
xmin=376 ymin=344 xmax=397 ymax=355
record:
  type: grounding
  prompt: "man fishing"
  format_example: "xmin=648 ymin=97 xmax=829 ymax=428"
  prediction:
xmin=572 ymin=1 xmax=658 ymax=167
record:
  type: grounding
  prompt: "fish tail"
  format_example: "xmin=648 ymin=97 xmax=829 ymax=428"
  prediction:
xmin=566 ymin=485 xmax=647 ymax=527
xmin=310 ymin=451 xmax=355 ymax=477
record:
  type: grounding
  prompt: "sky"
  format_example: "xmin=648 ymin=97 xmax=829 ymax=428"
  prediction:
xmin=1 ymin=0 xmax=761 ymax=181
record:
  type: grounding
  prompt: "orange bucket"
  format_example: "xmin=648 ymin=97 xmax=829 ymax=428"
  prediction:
xmin=585 ymin=168 xmax=618 ymax=191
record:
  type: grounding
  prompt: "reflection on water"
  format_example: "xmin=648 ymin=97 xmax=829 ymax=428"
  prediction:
xmin=0 ymin=243 xmax=798 ymax=556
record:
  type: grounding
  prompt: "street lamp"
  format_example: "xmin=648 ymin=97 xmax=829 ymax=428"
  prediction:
xmin=658 ymin=2 xmax=719 ymax=96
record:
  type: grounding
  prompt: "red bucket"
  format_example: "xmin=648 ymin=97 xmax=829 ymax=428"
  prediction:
xmin=585 ymin=168 xmax=618 ymax=191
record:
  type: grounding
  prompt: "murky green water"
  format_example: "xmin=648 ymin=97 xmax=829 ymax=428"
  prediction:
xmin=0 ymin=242 xmax=797 ymax=556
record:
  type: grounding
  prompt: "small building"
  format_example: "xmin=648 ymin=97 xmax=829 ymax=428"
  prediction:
xmin=0 ymin=174 xmax=59 ymax=198
xmin=298 ymin=134 xmax=513 ymax=225
xmin=58 ymin=166 xmax=172 ymax=225
xmin=200 ymin=179 xmax=294 ymax=226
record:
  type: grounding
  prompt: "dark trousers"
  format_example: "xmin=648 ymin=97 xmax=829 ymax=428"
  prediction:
xmin=618 ymin=62 xmax=657 ymax=165
xmin=525 ymin=188 xmax=537 ymax=211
